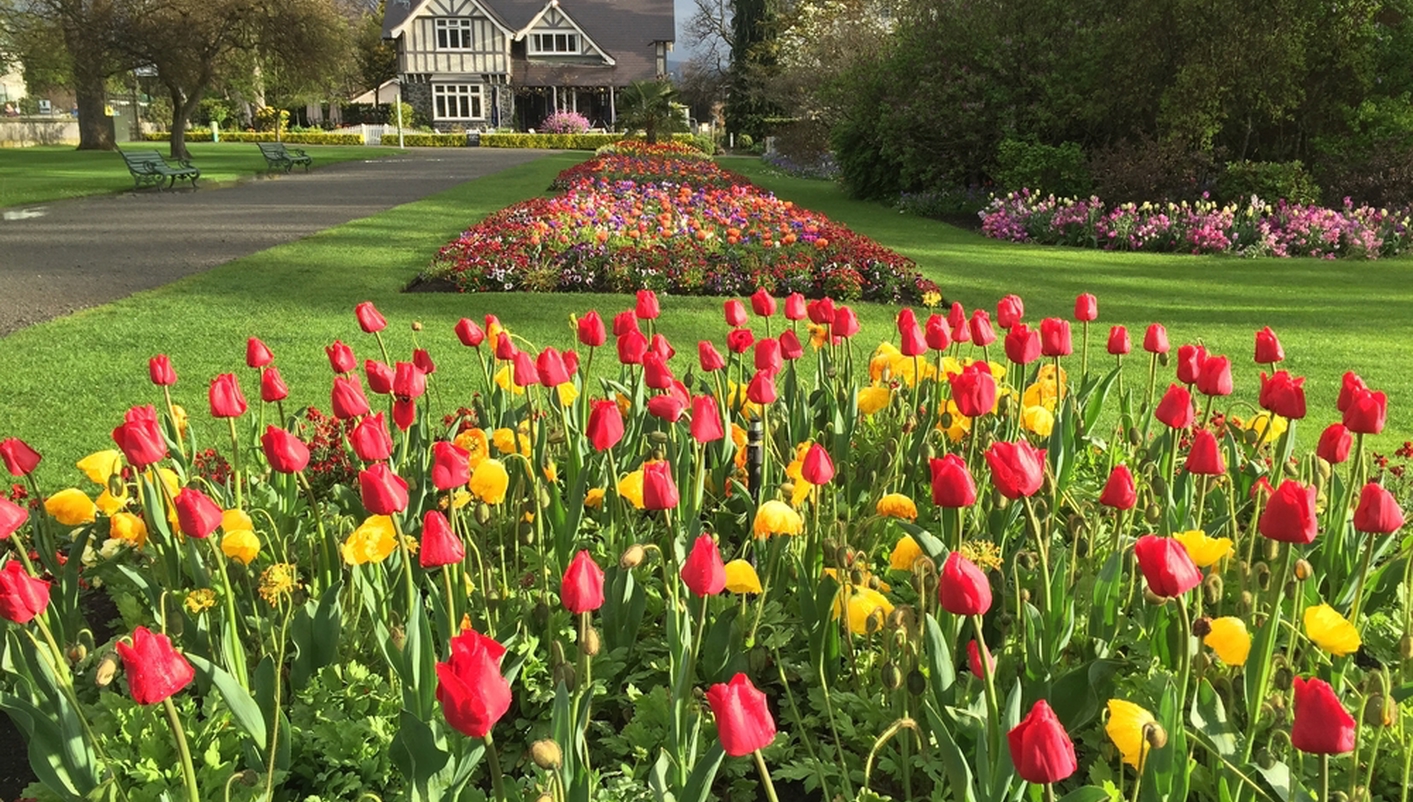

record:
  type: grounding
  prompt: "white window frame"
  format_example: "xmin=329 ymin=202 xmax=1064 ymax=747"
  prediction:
xmin=432 ymin=84 xmax=484 ymax=120
xmin=528 ymin=32 xmax=580 ymax=55
xmin=435 ymin=18 xmax=475 ymax=51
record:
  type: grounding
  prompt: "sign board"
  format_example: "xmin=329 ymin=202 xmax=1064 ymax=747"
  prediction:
xmin=37 ymin=100 xmax=51 ymax=115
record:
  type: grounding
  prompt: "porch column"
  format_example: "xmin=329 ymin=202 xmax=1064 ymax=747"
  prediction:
xmin=609 ymin=85 xmax=615 ymax=126
xmin=552 ymin=85 xmax=558 ymax=113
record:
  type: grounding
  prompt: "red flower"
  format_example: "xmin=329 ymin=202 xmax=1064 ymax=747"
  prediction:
xmin=455 ymin=318 xmax=486 ymax=347
xmin=1337 ymin=371 xmax=1367 ymax=413
xmin=948 ymin=302 xmax=966 ymax=330
xmin=393 ymin=399 xmax=417 ymax=432
xmin=1008 ymin=701 xmax=1077 ymax=784
xmin=436 ymin=627 xmax=511 ymax=738
xmin=984 ymin=440 xmax=1047 ymax=499
xmin=644 ymin=353 xmax=675 ymax=390
xmin=1195 ymin=355 xmax=1232 ymax=397
xmin=1342 ymin=388 xmax=1387 ymax=434
xmin=149 ymin=354 xmax=177 ymax=386
xmin=349 ymin=413 xmax=394 ymax=461
xmin=807 ymin=297 xmax=835 ymax=325
xmin=1099 ymin=464 xmax=1137 ymax=510
xmin=969 ymin=310 xmax=996 ymax=347
xmin=643 ymin=461 xmax=679 ymax=510
xmin=359 ymin=462 xmax=409 ymax=515
xmin=613 ymin=310 xmax=639 ymax=337
xmin=996 ymin=294 xmax=1024 ymax=329
xmin=174 ymin=488 xmax=223 ymax=539
xmin=746 ymin=370 xmax=777 ymax=405
xmin=1255 ymin=326 xmax=1284 ymax=364
xmin=209 ymin=373 xmax=248 ymax=418
xmin=512 ymin=352 xmax=538 ymax=388
xmin=690 ymin=395 xmax=724 ymax=443
xmin=751 ymin=288 xmax=777 ymax=317
xmin=420 ymin=510 xmax=464 ymax=568
xmin=587 ymin=400 xmax=625 ymax=451
xmin=562 ymin=550 xmax=605 ymax=613
xmin=413 ymin=348 xmax=436 ymax=375
xmin=260 ymin=366 xmax=289 ymax=403
xmin=898 ymin=309 xmax=926 ymax=357
xmin=495 ymin=332 xmax=518 ymax=361
xmin=1039 ymin=318 xmax=1072 ymax=356
xmin=261 ymin=426 xmax=310 ymax=474
xmin=431 ymin=441 xmax=471 ymax=490
xmin=635 ymin=289 xmax=660 ymax=320
xmin=354 ymin=301 xmax=387 ymax=334
xmin=1353 ymin=482 xmax=1404 ymax=534
xmin=1074 ymin=293 xmax=1097 ymax=322
xmin=939 ymin=551 xmax=991 ymax=615
xmin=576 ymin=310 xmax=606 ymax=347
xmin=246 ymin=337 xmax=274 ymax=369
xmin=326 ymin=340 xmax=356 ymax=374
xmin=925 ymin=314 xmax=951 ymax=351
xmin=617 ymin=331 xmax=648 ymax=365
xmin=779 ymin=330 xmax=804 ymax=360
xmin=1316 ymin=424 xmax=1351 ymax=464
xmin=536 ymin=347 xmax=571 ymax=387
xmin=1259 ymin=481 xmax=1318 ymax=543
xmin=1176 ymin=344 xmax=1207 ymax=385
xmin=1291 ymin=677 xmax=1355 ymax=755
xmin=1143 ymin=323 xmax=1169 ymax=355
xmin=699 ymin=341 xmax=726 ymax=372
xmin=724 ymin=299 xmax=748 ymax=328
xmin=0 ymin=496 xmax=27 ymax=540
xmin=726 ymin=328 xmax=755 ymax=354
xmin=754 ymin=339 xmax=782 ymax=375
xmin=831 ymin=305 xmax=860 ymax=338
xmin=681 ymin=534 xmax=726 ymax=596
xmin=112 ymin=406 xmax=168 ymax=469
xmin=0 ymin=560 xmax=50 ymax=624
xmin=784 ymin=293 xmax=807 ymax=320
xmin=365 ymin=360 xmax=394 ymax=395
xmin=949 ymin=362 xmax=997 ymax=419
xmin=1004 ymin=324 xmax=1041 ymax=365
xmin=331 ymin=376 xmax=371 ymax=420
xmin=1134 ymin=534 xmax=1202 ymax=597
xmin=647 ymin=394 xmax=687 ymax=422
xmin=1259 ymin=371 xmax=1306 ymax=419
xmin=117 ymin=626 xmax=194 ymax=705
xmin=0 ymin=438 xmax=41 ymax=477
xmin=1154 ymin=384 xmax=1194 ymax=429
xmin=705 ymin=673 xmax=777 ymax=756
xmin=801 ymin=443 xmax=834 ymax=485
xmin=1107 ymin=325 xmax=1130 ymax=356
xmin=1185 ymin=429 xmax=1225 ymax=475
xmin=967 ymin=639 xmax=995 ymax=680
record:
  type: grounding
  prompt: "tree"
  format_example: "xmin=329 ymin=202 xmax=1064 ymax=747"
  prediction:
xmin=13 ymin=0 xmax=131 ymax=149
xmin=615 ymin=79 xmax=685 ymax=143
xmin=353 ymin=1 xmax=397 ymax=95
xmin=724 ymin=0 xmax=782 ymax=138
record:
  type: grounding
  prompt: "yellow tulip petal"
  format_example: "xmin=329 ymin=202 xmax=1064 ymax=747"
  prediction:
xmin=617 ymin=470 xmax=645 ymax=510
xmin=221 ymin=529 xmax=261 ymax=566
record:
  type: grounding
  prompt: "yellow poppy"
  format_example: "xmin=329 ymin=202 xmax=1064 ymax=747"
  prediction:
xmin=171 ymin=405 xmax=189 ymax=434
xmin=1105 ymin=699 xmax=1157 ymax=770
xmin=154 ymin=467 xmax=181 ymax=499
xmin=784 ymin=447 xmax=815 ymax=507
xmin=221 ymin=529 xmax=261 ymax=566
xmin=725 ymin=382 xmax=762 ymax=419
xmin=857 ymin=385 xmax=891 ymax=416
xmin=1021 ymin=405 xmax=1054 ymax=437
xmin=1245 ymin=412 xmax=1287 ymax=447
xmin=493 ymin=365 xmax=526 ymax=396
xmin=807 ymin=323 xmax=828 ymax=349
xmin=1304 ymin=603 xmax=1360 ymax=656
xmin=470 ymin=459 xmax=510 ymax=504
xmin=95 ymin=487 xmax=130 ymax=516
xmin=556 ymin=382 xmax=579 ymax=406
xmin=223 ymin=509 xmax=253 ymax=533
xmin=1023 ymin=382 xmax=1058 ymax=412
xmin=454 ymin=428 xmax=490 ymax=469
xmin=869 ymin=343 xmax=901 ymax=383
xmin=1174 ymin=529 xmax=1233 ymax=568
xmin=724 ymin=560 xmax=763 ymax=594
xmin=617 ymin=469 xmax=646 ymax=510
xmin=584 ymin=488 xmax=606 ymax=509
xmin=876 ymin=493 xmax=918 ymax=521
xmin=76 ymin=450 xmax=122 ymax=485
xmin=889 ymin=535 xmax=924 ymax=570
xmin=109 ymin=511 xmax=148 ymax=548
xmin=837 ymin=586 xmax=894 ymax=635
xmin=753 ymin=500 xmax=803 ymax=537
xmin=342 ymin=516 xmax=397 ymax=565
xmin=1203 ymin=617 xmax=1251 ymax=666
xmin=939 ymin=400 xmax=971 ymax=443
xmin=45 ymin=489 xmax=97 ymax=526
xmin=616 ymin=392 xmax=633 ymax=416
xmin=940 ymin=356 xmax=964 ymax=379
xmin=889 ymin=354 xmax=935 ymax=388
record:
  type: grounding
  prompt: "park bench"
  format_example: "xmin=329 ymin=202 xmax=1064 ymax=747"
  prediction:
xmin=120 ymin=149 xmax=201 ymax=190
xmin=257 ymin=142 xmax=313 ymax=173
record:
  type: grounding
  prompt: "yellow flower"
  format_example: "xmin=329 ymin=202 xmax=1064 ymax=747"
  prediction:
xmin=876 ymin=493 xmax=918 ymax=521
xmin=960 ymin=539 xmax=1005 ymax=572
xmin=110 ymin=511 xmax=149 ymax=548
xmin=223 ymin=509 xmax=253 ymax=533
xmin=185 ymin=589 xmax=216 ymax=614
xmin=857 ymin=385 xmax=891 ymax=416
xmin=449 ymin=490 xmax=472 ymax=509
xmin=922 ymin=291 xmax=942 ymax=308
xmin=888 ymin=354 xmax=935 ymax=388
xmin=724 ymin=560 xmax=763 ymax=594
xmin=1105 ymin=699 xmax=1157 ymax=770
xmin=808 ymin=323 xmax=828 ymax=349
xmin=494 ymin=365 xmax=526 ymax=396
xmin=837 ymin=586 xmax=894 ymax=635
xmin=171 ymin=405 xmax=189 ymax=434
xmin=940 ymin=356 xmax=964 ymax=379
xmin=76 ymin=450 xmax=122 ymax=485
xmin=556 ymin=382 xmax=579 ymax=406
xmin=470 ymin=459 xmax=510 ymax=504
xmin=869 ymin=343 xmax=901 ymax=383
xmin=492 ymin=428 xmax=519 ymax=455
xmin=753 ymin=500 xmax=803 ymax=537
xmin=1245 ymin=412 xmax=1287 ymax=447
xmin=1304 ymin=603 xmax=1360 ymax=656
xmin=1174 ymin=529 xmax=1233 ymax=568
xmin=585 ymin=488 xmax=606 ymax=509
xmin=1034 ymin=363 xmax=1067 ymax=391
xmin=617 ymin=469 xmax=646 ymax=509
xmin=1203 ymin=617 xmax=1251 ymax=666
xmin=939 ymin=400 xmax=971 ymax=442
xmin=221 ymin=529 xmax=261 ymax=566
xmin=889 ymin=535 xmax=924 ymax=570
xmin=784 ymin=447 xmax=815 ymax=507
xmin=155 ymin=468 xmax=181 ymax=499
xmin=258 ymin=563 xmax=300 ymax=604
xmin=45 ymin=489 xmax=97 ymax=526
xmin=725 ymin=382 xmax=762 ymax=419
xmin=616 ymin=392 xmax=633 ymax=416
xmin=487 ymin=321 xmax=507 ymax=345
xmin=454 ymin=427 xmax=491 ymax=469
xmin=95 ymin=487 xmax=130 ymax=516
xmin=342 ymin=515 xmax=397 ymax=565
xmin=1023 ymin=382 xmax=1058 ymax=411
xmin=1021 ymin=405 xmax=1054 ymax=437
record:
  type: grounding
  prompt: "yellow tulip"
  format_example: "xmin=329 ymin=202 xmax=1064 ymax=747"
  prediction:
xmin=1105 ymin=699 xmax=1157 ymax=770
xmin=584 ymin=488 xmax=606 ymax=509
xmin=221 ymin=529 xmax=261 ymax=566
xmin=857 ymin=385 xmax=891 ymax=416
xmin=940 ymin=356 xmax=964 ymax=379
xmin=1021 ymin=405 xmax=1054 ymax=437
xmin=155 ymin=468 xmax=181 ymax=499
xmin=1304 ymin=603 xmax=1360 ymax=656
xmin=889 ymin=535 xmax=924 ymax=570
xmin=724 ymin=560 xmax=763 ymax=594
xmin=1174 ymin=529 xmax=1233 ymax=568
xmin=223 ymin=509 xmax=254 ymax=533
xmin=1203 ymin=617 xmax=1251 ymax=666
xmin=753 ymin=500 xmax=803 ymax=537
xmin=470 ymin=459 xmax=510 ymax=504
xmin=876 ymin=493 xmax=918 ymax=521
xmin=109 ymin=512 xmax=149 ymax=548
xmin=45 ymin=489 xmax=97 ymax=526
xmin=76 ymin=450 xmax=122 ymax=485
xmin=95 ymin=487 xmax=130 ymax=516
xmin=342 ymin=516 xmax=397 ymax=565
xmin=617 ymin=470 xmax=646 ymax=510
xmin=1245 ymin=412 xmax=1287 ymax=447
xmin=171 ymin=405 xmax=189 ymax=434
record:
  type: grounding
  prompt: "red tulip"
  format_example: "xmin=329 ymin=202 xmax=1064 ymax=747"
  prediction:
xmin=0 ymin=438 xmax=41 ymax=477
xmin=111 ymin=406 xmax=168 ymax=469
xmin=1107 ymin=326 xmax=1130 ymax=356
xmin=1143 ymin=323 xmax=1169 ymax=355
xmin=586 ymin=400 xmax=625 ymax=451
xmin=259 ymin=366 xmax=288 ymax=403
xmin=801 ymin=443 xmax=834 ymax=485
xmin=0 ymin=496 xmax=27 ymax=540
xmin=436 ymin=627 xmax=511 ymax=738
xmin=930 ymin=454 xmax=977 ymax=507
xmin=349 ymin=412 xmax=394 ymax=461
xmin=751 ymin=288 xmax=777 ymax=317
xmin=365 ymin=360 xmax=394 ymax=395
xmin=1008 ymin=700 xmax=1078 ymax=784
xmin=925 ymin=314 xmax=951 ymax=351
xmin=967 ymin=639 xmax=996 ymax=680
xmin=1134 ymin=534 xmax=1202 ymax=597
xmin=1039 ymin=318 xmax=1072 ymax=356
xmin=1196 ymin=355 xmax=1232 ymax=397
xmin=831 ymin=305 xmax=860 ymax=338
xmin=779 ymin=330 xmax=804 ymax=360
xmin=649 ymin=333 xmax=676 ymax=362
xmin=577 ymin=311 xmax=606 ymax=347
xmin=420 ymin=510 xmax=464 ymax=568
xmin=149 ymin=354 xmax=177 ymax=386
xmin=939 ymin=551 xmax=992 ymax=615
xmin=0 ymin=561 xmax=50 ymax=624
xmin=1005 ymin=323 xmax=1041 ymax=365
xmin=1291 ymin=677 xmax=1356 ymax=755
xmin=613 ymin=310 xmax=639 ymax=337
xmin=644 ymin=353 xmax=675 ymax=390
xmin=209 ymin=373 xmax=248 ymax=418
xmin=332 ymin=376 xmax=371 ymax=420
xmin=647 ymin=394 xmax=687 ymax=422
xmin=898 ymin=309 xmax=926 ymax=357
xmin=949 ymin=362 xmax=997 ymax=418
xmin=326 ymin=340 xmax=356 ymax=374
xmin=117 ymin=626 xmax=194 ymax=705
xmin=1316 ymin=424 xmax=1351 ymax=464
xmin=784 ymin=293 xmax=807 ymax=321
xmin=354 ymin=301 xmax=387 ymax=334
xmin=617 ymin=331 xmax=648 ymax=365
xmin=246 ymin=337 xmax=274 ymax=369
xmin=261 ymin=426 xmax=310 ymax=474
xmin=455 ymin=317 xmax=486 ymax=347
xmin=393 ymin=399 xmax=417 ymax=432
xmin=359 ymin=462 xmax=409 ymax=515
xmin=690 ymin=395 xmax=725 ymax=443
xmin=562 ymin=350 xmax=580 ymax=377
xmin=1099 ymin=464 xmax=1137 ymax=510
xmin=1337 ymin=372 xmax=1367 ymax=413
xmin=1353 ymin=483 xmax=1404 ymax=534
xmin=681 ymin=535 xmax=726 ymax=596
xmin=413 ymin=348 xmax=436 ymax=375
xmin=969 ymin=310 xmax=997 ymax=347
xmin=705 ymin=673 xmax=777 ymax=756
xmin=1259 ymin=371 xmax=1307 ymax=420
xmin=1185 ymin=429 xmax=1225 ymax=475
xmin=698 ymin=340 xmax=726 ymax=372
xmin=495 ymin=331 xmax=518 ymax=361
xmin=726 ymin=328 xmax=755 ymax=354
xmin=807 ymin=297 xmax=835 ymax=325
xmin=643 ymin=461 xmax=679 ymax=510
xmin=1342 ymin=388 xmax=1387 ymax=435
xmin=512 ymin=352 xmax=538 ymax=388
xmin=754 ymin=338 xmax=782 ymax=375
xmin=1176 ymin=344 xmax=1207 ymax=385
xmin=536 ymin=348 xmax=571 ymax=387
xmin=1259 ymin=481 xmax=1318 ymax=544
xmin=1154 ymin=384 xmax=1194 ymax=429
xmin=948 ymin=302 xmax=966 ymax=330
xmin=635 ymin=289 xmax=660 ymax=320
xmin=724 ymin=299 xmax=749 ymax=328
xmin=984 ymin=440 xmax=1047 ymax=499
xmin=951 ymin=313 xmax=972 ymax=344
xmin=1255 ymin=326 xmax=1284 ymax=364
xmin=746 ymin=370 xmax=777 ymax=405
xmin=431 ymin=441 xmax=471 ymax=491
xmin=1074 ymin=293 xmax=1097 ymax=322
xmin=562 ymin=550 xmax=605 ymax=613
xmin=174 ymin=487 xmax=223 ymax=539
xmin=996 ymin=294 xmax=1024 ymax=329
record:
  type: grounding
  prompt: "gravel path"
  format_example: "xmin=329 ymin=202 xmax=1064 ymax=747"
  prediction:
xmin=0 ymin=148 xmax=548 ymax=337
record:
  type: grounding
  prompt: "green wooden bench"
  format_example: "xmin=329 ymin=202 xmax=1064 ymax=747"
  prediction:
xmin=257 ymin=142 xmax=313 ymax=173
xmin=119 ymin=149 xmax=200 ymax=190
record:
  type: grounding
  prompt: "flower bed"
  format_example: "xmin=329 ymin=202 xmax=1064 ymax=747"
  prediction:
xmin=426 ymin=146 xmax=937 ymax=302
xmin=0 ymin=292 xmax=1409 ymax=801
xmin=981 ymin=189 xmax=1413 ymax=258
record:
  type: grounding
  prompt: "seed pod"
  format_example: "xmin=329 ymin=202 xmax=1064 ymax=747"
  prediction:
xmin=411 ymin=321 xmax=424 ymax=332
xmin=1293 ymin=559 xmax=1313 ymax=581
xmin=620 ymin=544 xmax=646 ymax=569
xmin=1273 ymin=666 xmax=1293 ymax=691
xmin=1143 ymin=722 xmax=1169 ymax=750
xmin=1254 ymin=563 xmax=1271 ymax=590
xmin=475 ymin=502 xmax=492 ymax=525
xmin=881 ymin=662 xmax=902 ymax=690
xmin=530 ymin=739 xmax=563 ymax=770
xmin=779 ymin=482 xmax=796 ymax=498
xmin=906 ymin=668 xmax=926 ymax=696
xmin=1255 ymin=748 xmax=1276 ymax=770
xmin=849 ymin=568 xmax=865 ymax=587
xmin=95 ymin=652 xmax=119 ymax=688
xmin=1240 ymin=591 xmax=1254 ymax=611
xmin=579 ymin=628 xmax=601 ymax=657
xmin=748 ymin=645 xmax=771 ymax=674
xmin=1192 ymin=616 xmax=1213 ymax=638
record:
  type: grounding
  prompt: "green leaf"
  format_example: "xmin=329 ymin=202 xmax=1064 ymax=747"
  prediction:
xmin=1191 ymin=679 xmax=1238 ymax=758
xmin=187 ymin=652 xmax=268 ymax=748
xmin=1060 ymin=788 xmax=1118 ymax=802
xmin=0 ymin=691 xmax=91 ymax=797
xmin=388 ymin=708 xmax=451 ymax=795
xmin=921 ymin=700 xmax=978 ymax=802
xmin=924 ymin=613 xmax=956 ymax=700
xmin=679 ymin=741 xmax=726 ymax=802
xmin=1252 ymin=759 xmax=1317 ymax=802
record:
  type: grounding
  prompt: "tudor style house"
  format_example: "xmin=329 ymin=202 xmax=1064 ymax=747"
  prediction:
xmin=381 ymin=0 xmax=675 ymax=131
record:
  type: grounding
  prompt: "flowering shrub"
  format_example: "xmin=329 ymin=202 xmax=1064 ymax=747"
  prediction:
xmin=0 ymin=295 xmax=1409 ymax=802
xmin=981 ymin=189 xmax=1413 ymax=258
xmin=539 ymin=111 xmax=592 ymax=135
xmin=428 ymin=152 xmax=939 ymax=302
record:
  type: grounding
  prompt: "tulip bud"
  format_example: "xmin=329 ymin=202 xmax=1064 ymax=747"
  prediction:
xmin=530 ymin=739 xmax=563 ymax=770
xmin=1293 ymin=559 xmax=1313 ymax=581
xmin=881 ymin=662 xmax=902 ymax=690
xmin=1143 ymin=722 xmax=1169 ymax=750
xmin=620 ymin=544 xmax=646 ymax=569
xmin=906 ymin=668 xmax=926 ymax=696
xmin=580 ymin=628 xmax=601 ymax=657
xmin=95 ymin=652 xmax=119 ymax=688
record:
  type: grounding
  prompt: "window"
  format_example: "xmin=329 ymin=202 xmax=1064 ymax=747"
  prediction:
xmin=435 ymin=18 xmax=474 ymax=50
xmin=433 ymin=84 xmax=484 ymax=120
xmin=529 ymin=32 xmax=580 ymax=54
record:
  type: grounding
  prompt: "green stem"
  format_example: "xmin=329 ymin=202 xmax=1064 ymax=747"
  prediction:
xmin=164 ymin=697 xmax=200 ymax=802
xmin=973 ymin=616 xmax=1001 ymax=764
xmin=484 ymin=732 xmax=507 ymax=802
xmin=227 ymin=417 xmax=242 ymax=509
xmin=1320 ymin=753 xmax=1329 ymax=802
xmin=753 ymin=750 xmax=781 ymax=802
xmin=1350 ymin=530 xmax=1376 ymax=626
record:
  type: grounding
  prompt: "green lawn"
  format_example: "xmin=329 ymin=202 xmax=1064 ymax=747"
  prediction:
xmin=1 ymin=152 xmax=1410 ymax=484
xmin=0 ymin=142 xmax=406 ymax=207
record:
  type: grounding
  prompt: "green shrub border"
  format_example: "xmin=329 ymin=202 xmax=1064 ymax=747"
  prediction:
xmin=479 ymin=132 xmax=698 ymax=150
xmin=142 ymin=131 xmax=366 ymax=145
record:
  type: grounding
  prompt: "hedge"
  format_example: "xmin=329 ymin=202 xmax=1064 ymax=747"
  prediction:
xmin=479 ymin=133 xmax=698 ymax=150
xmin=385 ymin=133 xmax=470 ymax=147
xmin=141 ymin=131 xmax=367 ymax=145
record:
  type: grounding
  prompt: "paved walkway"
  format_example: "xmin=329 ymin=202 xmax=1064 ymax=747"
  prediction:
xmin=0 ymin=148 xmax=547 ymax=337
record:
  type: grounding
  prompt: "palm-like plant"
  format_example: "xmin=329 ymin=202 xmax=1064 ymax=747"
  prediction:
xmin=615 ymin=79 xmax=687 ymax=144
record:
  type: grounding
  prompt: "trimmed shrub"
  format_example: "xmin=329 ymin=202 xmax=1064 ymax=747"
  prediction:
xmin=539 ymin=111 xmax=592 ymax=134
xmin=480 ymin=132 xmax=697 ymax=150
xmin=388 ymin=133 xmax=469 ymax=147
xmin=1215 ymin=160 xmax=1321 ymax=205
xmin=994 ymin=140 xmax=1092 ymax=198
xmin=143 ymin=131 xmax=366 ymax=145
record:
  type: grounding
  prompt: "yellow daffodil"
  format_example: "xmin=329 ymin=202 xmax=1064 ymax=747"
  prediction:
xmin=470 ymin=459 xmax=510 ymax=504
xmin=556 ymin=382 xmax=579 ymax=406
xmin=753 ymin=500 xmax=803 ymax=537
xmin=1105 ymin=699 xmax=1157 ymax=770
xmin=223 ymin=509 xmax=253 ymax=533
xmin=617 ymin=469 xmax=645 ymax=510
xmin=95 ymin=487 xmax=130 ymax=516
xmin=876 ymin=493 xmax=918 ymax=521
xmin=76 ymin=450 xmax=122 ymax=485
xmin=454 ymin=428 xmax=490 ymax=469
xmin=857 ymin=385 xmax=891 ymax=416
xmin=342 ymin=516 xmax=397 ymax=565
xmin=221 ymin=529 xmax=261 ymax=566
xmin=45 ymin=489 xmax=97 ymax=526
xmin=1174 ymin=529 xmax=1234 ymax=568
xmin=889 ymin=535 xmax=924 ymax=570
xmin=1304 ymin=603 xmax=1360 ymax=656
xmin=836 ymin=586 xmax=894 ymax=635
xmin=584 ymin=488 xmax=606 ymax=509
xmin=493 ymin=365 xmax=526 ymax=396
xmin=1021 ymin=405 xmax=1055 ymax=437
xmin=724 ymin=560 xmax=763 ymax=594
xmin=109 ymin=511 xmax=148 ymax=548
xmin=1203 ymin=617 xmax=1251 ymax=665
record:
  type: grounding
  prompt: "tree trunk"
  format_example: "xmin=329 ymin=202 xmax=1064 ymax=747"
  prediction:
xmin=69 ymin=41 xmax=115 ymax=150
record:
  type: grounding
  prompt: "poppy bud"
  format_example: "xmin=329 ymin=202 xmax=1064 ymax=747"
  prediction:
xmin=881 ymin=662 xmax=902 ymax=690
xmin=95 ymin=651 xmax=119 ymax=687
xmin=906 ymin=668 xmax=926 ymax=695
xmin=620 ymin=544 xmax=646 ymax=569
xmin=1294 ymin=559 xmax=1313 ymax=581
xmin=1143 ymin=722 xmax=1168 ymax=750
xmin=579 ymin=627 xmax=601 ymax=656
xmin=530 ymin=739 xmax=563 ymax=770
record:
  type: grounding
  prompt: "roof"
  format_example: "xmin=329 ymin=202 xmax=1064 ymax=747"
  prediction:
xmin=349 ymin=79 xmax=401 ymax=104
